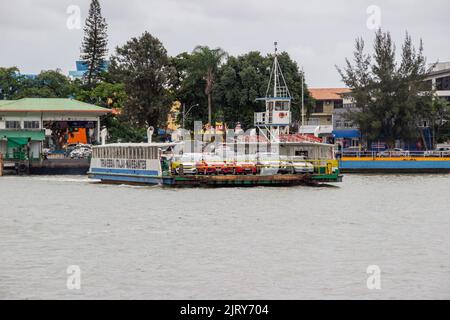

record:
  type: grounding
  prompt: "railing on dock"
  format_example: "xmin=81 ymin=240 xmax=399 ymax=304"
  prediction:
xmin=340 ymin=150 xmax=450 ymax=159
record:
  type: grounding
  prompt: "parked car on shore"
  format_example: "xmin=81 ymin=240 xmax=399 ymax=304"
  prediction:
xmin=69 ymin=144 xmax=92 ymax=159
xmin=377 ymin=148 xmax=410 ymax=157
xmin=342 ymin=146 xmax=362 ymax=156
xmin=424 ymin=147 xmax=450 ymax=157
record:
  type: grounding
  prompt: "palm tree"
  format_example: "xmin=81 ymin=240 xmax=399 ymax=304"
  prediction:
xmin=188 ymin=46 xmax=227 ymax=125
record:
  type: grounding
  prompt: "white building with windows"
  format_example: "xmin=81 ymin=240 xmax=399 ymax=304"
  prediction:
xmin=0 ymin=98 xmax=110 ymax=161
xmin=425 ymin=62 xmax=450 ymax=103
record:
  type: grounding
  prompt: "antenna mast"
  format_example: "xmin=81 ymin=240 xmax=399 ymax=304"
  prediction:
xmin=273 ymin=42 xmax=278 ymax=98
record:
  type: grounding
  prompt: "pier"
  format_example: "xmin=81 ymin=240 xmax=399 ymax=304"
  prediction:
xmin=339 ymin=151 xmax=450 ymax=173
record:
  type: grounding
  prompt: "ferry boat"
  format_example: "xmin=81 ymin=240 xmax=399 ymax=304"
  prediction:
xmin=88 ymin=43 xmax=343 ymax=187
xmin=87 ymin=140 xmax=342 ymax=187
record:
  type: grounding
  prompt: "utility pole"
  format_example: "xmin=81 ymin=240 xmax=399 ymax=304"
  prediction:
xmin=273 ymin=41 xmax=278 ymax=98
xmin=182 ymin=103 xmax=199 ymax=131
xmin=182 ymin=103 xmax=186 ymax=130
xmin=301 ymin=67 xmax=305 ymax=129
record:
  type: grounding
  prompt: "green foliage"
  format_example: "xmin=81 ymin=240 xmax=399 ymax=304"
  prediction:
xmin=337 ymin=30 xmax=433 ymax=146
xmin=428 ymin=98 xmax=450 ymax=144
xmin=16 ymin=70 xmax=72 ymax=98
xmin=0 ymin=68 xmax=72 ymax=99
xmin=77 ymin=82 xmax=127 ymax=108
xmin=109 ymin=31 xmax=172 ymax=129
xmin=172 ymin=50 xmax=313 ymax=130
xmin=184 ymin=46 xmax=227 ymax=125
xmin=81 ymin=0 xmax=108 ymax=86
xmin=0 ymin=67 xmax=21 ymax=99
xmin=104 ymin=115 xmax=147 ymax=143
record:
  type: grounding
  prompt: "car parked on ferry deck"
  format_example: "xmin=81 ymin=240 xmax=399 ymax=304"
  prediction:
xmin=171 ymin=153 xmax=203 ymax=175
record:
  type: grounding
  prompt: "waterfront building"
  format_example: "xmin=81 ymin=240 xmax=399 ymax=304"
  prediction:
xmin=425 ymin=62 xmax=450 ymax=103
xmin=301 ymin=88 xmax=352 ymax=142
xmin=68 ymin=60 xmax=109 ymax=80
xmin=332 ymin=91 xmax=361 ymax=148
xmin=0 ymin=98 xmax=110 ymax=160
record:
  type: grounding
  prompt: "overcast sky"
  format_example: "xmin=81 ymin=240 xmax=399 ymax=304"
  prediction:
xmin=0 ymin=0 xmax=449 ymax=87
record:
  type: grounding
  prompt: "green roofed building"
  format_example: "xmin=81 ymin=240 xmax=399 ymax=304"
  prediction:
xmin=0 ymin=98 xmax=110 ymax=161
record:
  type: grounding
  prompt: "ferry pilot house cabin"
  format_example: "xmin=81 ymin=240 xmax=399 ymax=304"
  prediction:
xmin=0 ymin=98 xmax=110 ymax=161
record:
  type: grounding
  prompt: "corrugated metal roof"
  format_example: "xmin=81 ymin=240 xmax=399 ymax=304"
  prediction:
xmin=0 ymin=98 xmax=111 ymax=113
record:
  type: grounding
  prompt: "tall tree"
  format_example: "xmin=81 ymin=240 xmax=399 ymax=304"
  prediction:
xmin=109 ymin=31 xmax=172 ymax=129
xmin=81 ymin=0 xmax=108 ymax=86
xmin=337 ymin=29 xmax=433 ymax=147
xmin=186 ymin=46 xmax=227 ymax=125
xmin=170 ymin=52 xmax=209 ymax=128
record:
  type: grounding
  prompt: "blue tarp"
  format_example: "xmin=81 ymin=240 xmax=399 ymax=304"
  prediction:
xmin=332 ymin=129 xmax=361 ymax=139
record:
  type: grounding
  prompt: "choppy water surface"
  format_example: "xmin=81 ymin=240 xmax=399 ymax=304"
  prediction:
xmin=0 ymin=174 xmax=449 ymax=299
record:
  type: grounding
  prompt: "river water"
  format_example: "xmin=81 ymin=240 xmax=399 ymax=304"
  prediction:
xmin=0 ymin=174 xmax=449 ymax=299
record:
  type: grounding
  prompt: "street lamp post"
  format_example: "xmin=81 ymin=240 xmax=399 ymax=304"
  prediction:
xmin=182 ymin=103 xmax=199 ymax=130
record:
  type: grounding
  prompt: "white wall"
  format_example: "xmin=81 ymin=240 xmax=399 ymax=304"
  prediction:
xmin=29 ymin=141 xmax=41 ymax=159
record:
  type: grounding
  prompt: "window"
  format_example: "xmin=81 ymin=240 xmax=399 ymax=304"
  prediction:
xmin=314 ymin=101 xmax=324 ymax=113
xmin=333 ymin=100 xmax=343 ymax=109
xmin=295 ymin=150 xmax=308 ymax=157
xmin=436 ymin=76 xmax=450 ymax=91
xmin=274 ymin=101 xmax=289 ymax=111
xmin=24 ymin=121 xmax=40 ymax=129
xmin=6 ymin=121 xmax=21 ymax=129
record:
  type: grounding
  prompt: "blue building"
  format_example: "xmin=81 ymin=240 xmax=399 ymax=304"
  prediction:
xmin=68 ymin=61 xmax=109 ymax=80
